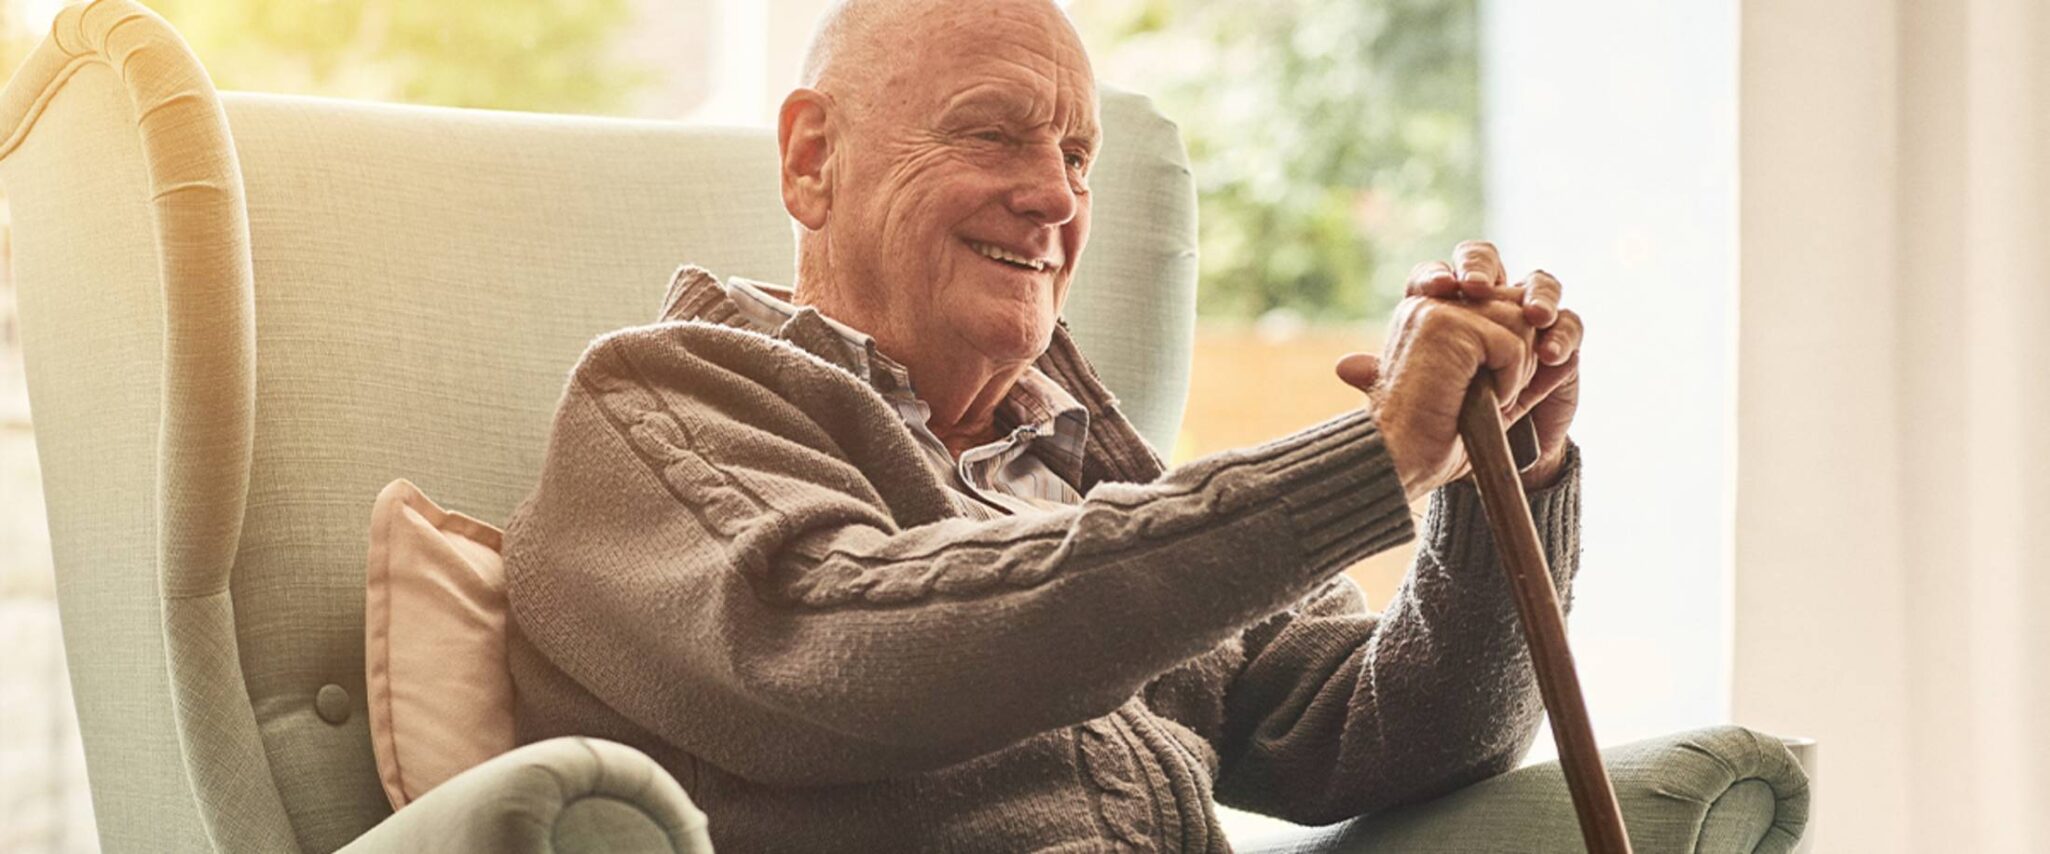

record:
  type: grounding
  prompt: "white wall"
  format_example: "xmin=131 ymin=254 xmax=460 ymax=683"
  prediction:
xmin=1736 ymin=1 xmax=2050 ymax=850
xmin=1479 ymin=0 xmax=1738 ymax=757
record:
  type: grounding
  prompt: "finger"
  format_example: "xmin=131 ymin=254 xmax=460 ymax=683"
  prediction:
xmin=1463 ymin=310 xmax=1531 ymax=402
xmin=1386 ymin=297 xmax=1429 ymax=355
xmin=1455 ymin=294 xmax=1538 ymax=342
xmin=1406 ymin=260 xmax=1458 ymax=298
xmin=1508 ymin=352 xmax=1579 ymax=423
xmin=1455 ymin=297 xmax=1539 ymax=391
xmin=1334 ymin=351 xmax=1380 ymax=391
xmin=1453 ymin=240 xmax=1506 ymax=298
xmin=1463 ymin=284 xmax=1528 ymax=304
xmin=1519 ymin=269 xmax=1562 ymax=327
xmin=1535 ymin=308 xmax=1583 ymax=365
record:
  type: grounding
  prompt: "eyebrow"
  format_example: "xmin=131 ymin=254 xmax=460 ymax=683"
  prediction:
xmin=939 ymin=87 xmax=1041 ymax=123
xmin=940 ymin=86 xmax=1100 ymax=150
xmin=1068 ymin=120 xmax=1101 ymax=153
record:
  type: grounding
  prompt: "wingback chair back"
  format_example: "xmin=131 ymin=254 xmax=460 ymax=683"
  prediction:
xmin=0 ymin=2 xmax=1197 ymax=851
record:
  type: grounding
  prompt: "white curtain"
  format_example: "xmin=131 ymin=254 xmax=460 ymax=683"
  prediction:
xmin=1735 ymin=0 xmax=2050 ymax=851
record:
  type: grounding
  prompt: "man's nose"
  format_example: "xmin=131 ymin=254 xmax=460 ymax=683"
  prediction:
xmin=1004 ymin=147 xmax=1079 ymax=227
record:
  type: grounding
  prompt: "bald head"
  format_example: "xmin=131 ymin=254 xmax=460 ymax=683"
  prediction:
xmin=799 ymin=0 xmax=1090 ymax=112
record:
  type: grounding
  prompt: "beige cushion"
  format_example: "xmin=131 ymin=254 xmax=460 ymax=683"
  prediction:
xmin=363 ymin=479 xmax=512 ymax=810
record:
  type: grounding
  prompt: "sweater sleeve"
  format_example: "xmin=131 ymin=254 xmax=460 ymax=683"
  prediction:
xmin=504 ymin=328 xmax=1416 ymax=787
xmin=1206 ymin=444 xmax=1583 ymax=825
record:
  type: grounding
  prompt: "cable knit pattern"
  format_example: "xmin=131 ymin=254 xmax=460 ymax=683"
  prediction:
xmin=505 ymin=266 xmax=1583 ymax=852
xmin=1077 ymin=718 xmax=1154 ymax=850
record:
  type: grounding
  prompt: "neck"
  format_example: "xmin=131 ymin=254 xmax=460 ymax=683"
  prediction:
xmin=904 ymin=351 xmax=1030 ymax=457
xmin=793 ymin=268 xmax=1028 ymax=459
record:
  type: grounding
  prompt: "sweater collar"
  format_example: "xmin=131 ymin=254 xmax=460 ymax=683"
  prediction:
xmin=721 ymin=276 xmax=1091 ymax=472
xmin=658 ymin=264 xmax=1165 ymax=488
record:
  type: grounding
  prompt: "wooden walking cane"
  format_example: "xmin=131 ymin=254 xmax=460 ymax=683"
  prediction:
xmin=1457 ymin=375 xmax=1632 ymax=853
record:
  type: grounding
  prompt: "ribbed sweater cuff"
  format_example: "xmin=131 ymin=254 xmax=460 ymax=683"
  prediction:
xmin=1255 ymin=409 xmax=1416 ymax=579
xmin=1425 ymin=441 xmax=1583 ymax=607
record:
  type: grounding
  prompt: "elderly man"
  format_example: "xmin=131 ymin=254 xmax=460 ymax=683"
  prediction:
xmin=504 ymin=0 xmax=1585 ymax=851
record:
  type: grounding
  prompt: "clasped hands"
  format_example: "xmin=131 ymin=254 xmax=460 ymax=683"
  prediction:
xmin=1339 ymin=241 xmax=1584 ymax=502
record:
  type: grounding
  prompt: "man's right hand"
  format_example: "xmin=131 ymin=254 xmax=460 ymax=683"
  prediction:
xmin=1336 ymin=296 xmax=1537 ymax=503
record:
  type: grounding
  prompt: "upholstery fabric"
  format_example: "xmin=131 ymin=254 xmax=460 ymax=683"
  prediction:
xmin=362 ymin=479 xmax=512 ymax=810
xmin=2 ymin=59 xmax=211 ymax=853
xmin=1233 ymin=725 xmax=1809 ymax=853
xmin=335 ymin=736 xmax=712 ymax=854
xmin=0 ymin=3 xmax=266 ymax=851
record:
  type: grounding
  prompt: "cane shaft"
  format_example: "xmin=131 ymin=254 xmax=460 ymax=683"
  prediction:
xmin=1457 ymin=376 xmax=1632 ymax=854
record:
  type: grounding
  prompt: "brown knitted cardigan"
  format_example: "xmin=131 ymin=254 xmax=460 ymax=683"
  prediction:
xmin=504 ymin=266 xmax=1582 ymax=853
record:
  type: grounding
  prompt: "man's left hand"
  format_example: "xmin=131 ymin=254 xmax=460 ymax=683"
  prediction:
xmin=1339 ymin=240 xmax=1582 ymax=491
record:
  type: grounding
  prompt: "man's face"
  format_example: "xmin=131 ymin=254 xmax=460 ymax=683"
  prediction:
xmin=828 ymin=2 xmax=1099 ymax=367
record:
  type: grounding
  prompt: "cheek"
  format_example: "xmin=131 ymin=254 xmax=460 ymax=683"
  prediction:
xmin=879 ymin=150 xmax=980 ymax=230
xmin=850 ymin=147 xmax=941 ymax=254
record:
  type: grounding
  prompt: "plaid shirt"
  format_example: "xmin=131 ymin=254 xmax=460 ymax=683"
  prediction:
xmin=723 ymin=277 xmax=1090 ymax=518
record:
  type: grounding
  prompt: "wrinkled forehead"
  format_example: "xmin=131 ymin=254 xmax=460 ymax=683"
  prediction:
xmin=891 ymin=2 xmax=1099 ymax=137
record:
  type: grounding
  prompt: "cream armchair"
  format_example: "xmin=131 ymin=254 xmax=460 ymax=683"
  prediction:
xmin=1 ymin=2 xmax=1805 ymax=852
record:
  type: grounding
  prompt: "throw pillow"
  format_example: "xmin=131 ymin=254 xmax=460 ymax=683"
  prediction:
xmin=363 ymin=478 xmax=513 ymax=810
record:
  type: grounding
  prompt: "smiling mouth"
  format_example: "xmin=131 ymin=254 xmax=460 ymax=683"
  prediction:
xmin=966 ymin=240 xmax=1055 ymax=273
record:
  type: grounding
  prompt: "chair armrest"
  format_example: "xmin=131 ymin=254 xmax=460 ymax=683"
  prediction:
xmin=339 ymin=736 xmax=713 ymax=854
xmin=1242 ymin=725 xmax=1809 ymax=853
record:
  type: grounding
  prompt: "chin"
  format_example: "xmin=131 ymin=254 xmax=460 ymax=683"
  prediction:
xmin=963 ymin=318 xmax=1055 ymax=363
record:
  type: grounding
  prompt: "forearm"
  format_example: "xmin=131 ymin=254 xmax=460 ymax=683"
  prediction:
xmin=1214 ymin=444 xmax=1582 ymax=822
xmin=1391 ymin=442 xmax=1584 ymax=774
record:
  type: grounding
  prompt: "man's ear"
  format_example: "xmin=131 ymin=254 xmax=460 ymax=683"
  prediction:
xmin=778 ymin=88 xmax=834 ymax=231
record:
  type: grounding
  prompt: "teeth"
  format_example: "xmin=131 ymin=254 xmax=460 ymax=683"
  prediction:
xmin=970 ymin=241 xmax=1047 ymax=272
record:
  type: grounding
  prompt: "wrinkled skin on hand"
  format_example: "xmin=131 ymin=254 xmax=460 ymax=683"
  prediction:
xmin=1336 ymin=241 xmax=1583 ymax=496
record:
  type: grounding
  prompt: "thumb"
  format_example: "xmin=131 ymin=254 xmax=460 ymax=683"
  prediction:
xmin=1334 ymin=352 xmax=1380 ymax=392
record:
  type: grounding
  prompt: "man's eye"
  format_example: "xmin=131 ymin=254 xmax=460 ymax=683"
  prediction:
xmin=972 ymin=130 xmax=1006 ymax=143
xmin=1064 ymin=151 xmax=1087 ymax=171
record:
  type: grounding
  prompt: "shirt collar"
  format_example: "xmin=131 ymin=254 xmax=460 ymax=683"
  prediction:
xmin=723 ymin=276 xmax=900 ymax=385
xmin=997 ymin=368 xmax=1092 ymax=489
xmin=721 ymin=275 xmax=1091 ymax=480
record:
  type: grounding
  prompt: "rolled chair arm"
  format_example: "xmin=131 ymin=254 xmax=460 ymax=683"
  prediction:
xmin=339 ymin=737 xmax=713 ymax=854
xmin=1243 ymin=725 xmax=1808 ymax=853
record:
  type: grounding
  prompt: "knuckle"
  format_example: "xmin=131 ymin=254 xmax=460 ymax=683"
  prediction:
xmin=1392 ymin=297 xmax=1428 ymax=327
xmin=1477 ymin=298 xmax=1528 ymax=327
xmin=1518 ymin=270 xmax=1559 ymax=294
xmin=1413 ymin=301 xmax=1454 ymax=331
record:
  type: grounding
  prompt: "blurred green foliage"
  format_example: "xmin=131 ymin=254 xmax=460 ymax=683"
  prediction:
xmin=1072 ymin=0 xmax=1483 ymax=321
xmin=144 ymin=0 xmax=649 ymax=114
